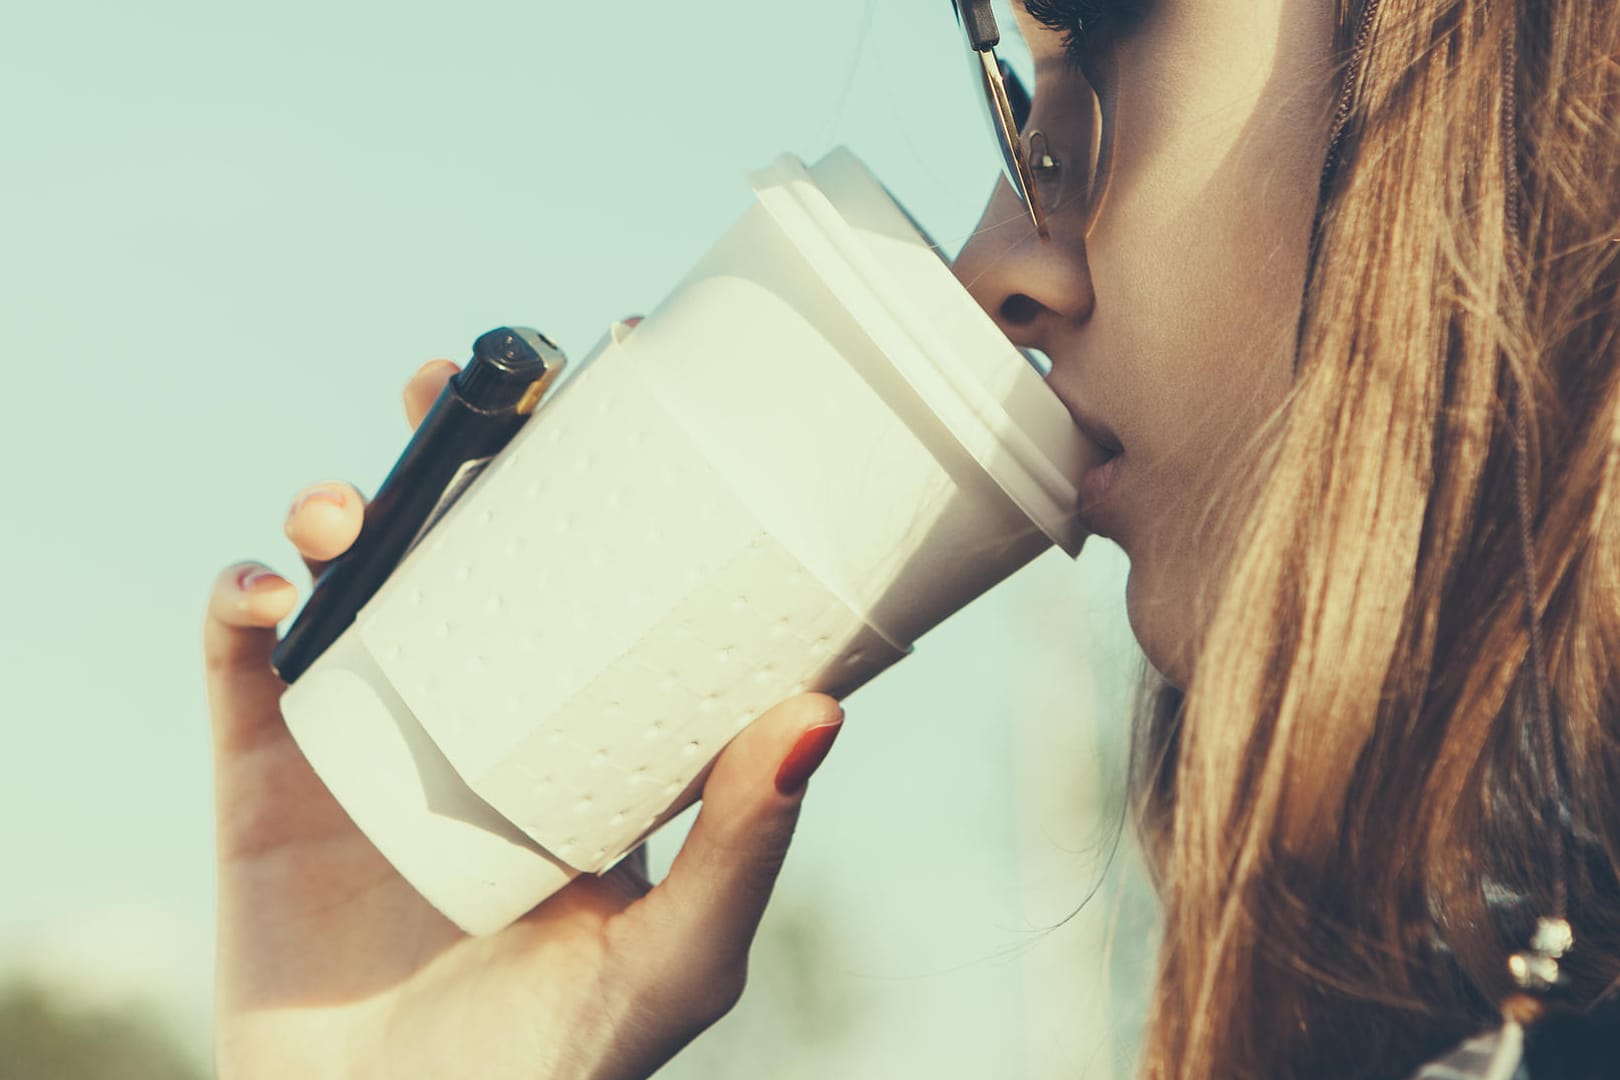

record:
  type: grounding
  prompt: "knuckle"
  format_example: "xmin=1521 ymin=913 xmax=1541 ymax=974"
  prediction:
xmin=651 ymin=962 xmax=747 ymax=1029
xmin=711 ymin=811 xmax=799 ymax=873
xmin=202 ymin=622 xmax=257 ymax=676
xmin=204 ymin=644 xmax=245 ymax=677
xmin=607 ymin=921 xmax=749 ymax=1029
xmin=691 ymin=963 xmax=748 ymax=1024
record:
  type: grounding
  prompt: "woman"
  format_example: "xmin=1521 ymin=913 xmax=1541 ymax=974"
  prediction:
xmin=202 ymin=0 xmax=1620 ymax=1076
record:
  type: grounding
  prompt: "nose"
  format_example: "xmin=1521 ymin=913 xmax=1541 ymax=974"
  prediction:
xmin=951 ymin=178 xmax=1095 ymax=350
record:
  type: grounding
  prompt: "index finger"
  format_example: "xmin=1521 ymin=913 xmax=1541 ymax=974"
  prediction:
xmin=404 ymin=359 xmax=459 ymax=430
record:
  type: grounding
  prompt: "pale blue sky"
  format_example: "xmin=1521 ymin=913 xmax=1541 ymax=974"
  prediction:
xmin=0 ymin=1 xmax=1144 ymax=1074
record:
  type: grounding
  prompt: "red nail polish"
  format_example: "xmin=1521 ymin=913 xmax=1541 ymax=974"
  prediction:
xmin=774 ymin=718 xmax=843 ymax=796
xmin=237 ymin=566 xmax=287 ymax=592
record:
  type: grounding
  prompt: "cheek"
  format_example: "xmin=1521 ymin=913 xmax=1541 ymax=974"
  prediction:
xmin=1086 ymin=171 xmax=1303 ymax=532
xmin=1092 ymin=104 xmax=1314 ymax=437
xmin=1083 ymin=44 xmax=1329 ymax=682
xmin=1086 ymin=0 xmax=1331 ymax=451
xmin=1091 ymin=177 xmax=1308 ymax=685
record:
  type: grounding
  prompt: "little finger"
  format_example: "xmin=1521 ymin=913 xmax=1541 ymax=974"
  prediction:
xmin=203 ymin=562 xmax=297 ymax=753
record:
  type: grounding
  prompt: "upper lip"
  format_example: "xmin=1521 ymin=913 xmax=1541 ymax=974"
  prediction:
xmin=1063 ymin=403 xmax=1124 ymax=459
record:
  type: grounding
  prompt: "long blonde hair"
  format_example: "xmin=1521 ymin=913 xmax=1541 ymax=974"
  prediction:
xmin=1132 ymin=1 xmax=1620 ymax=1076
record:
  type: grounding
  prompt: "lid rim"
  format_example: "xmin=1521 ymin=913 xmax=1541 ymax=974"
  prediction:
xmin=747 ymin=152 xmax=1084 ymax=556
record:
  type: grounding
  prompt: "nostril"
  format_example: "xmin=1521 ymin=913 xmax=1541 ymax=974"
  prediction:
xmin=1000 ymin=293 xmax=1043 ymax=326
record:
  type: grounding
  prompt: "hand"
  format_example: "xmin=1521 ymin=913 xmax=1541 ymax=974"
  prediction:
xmin=203 ymin=357 xmax=845 ymax=1080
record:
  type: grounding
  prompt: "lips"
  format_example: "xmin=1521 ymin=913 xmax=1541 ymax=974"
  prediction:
xmin=1063 ymin=404 xmax=1125 ymax=515
xmin=1077 ymin=453 xmax=1123 ymax=508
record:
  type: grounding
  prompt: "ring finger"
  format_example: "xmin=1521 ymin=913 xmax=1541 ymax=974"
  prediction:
xmin=283 ymin=481 xmax=366 ymax=580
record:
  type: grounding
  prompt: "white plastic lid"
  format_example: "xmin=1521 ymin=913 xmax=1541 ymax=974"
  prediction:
xmin=747 ymin=149 xmax=1090 ymax=556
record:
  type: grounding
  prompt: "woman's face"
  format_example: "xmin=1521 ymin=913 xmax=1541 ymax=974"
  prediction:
xmin=953 ymin=0 xmax=1334 ymax=686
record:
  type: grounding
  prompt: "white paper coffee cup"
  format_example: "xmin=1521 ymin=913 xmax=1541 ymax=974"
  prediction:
xmin=280 ymin=147 xmax=1100 ymax=936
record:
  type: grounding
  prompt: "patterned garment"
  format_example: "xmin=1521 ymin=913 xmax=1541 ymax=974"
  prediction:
xmin=1406 ymin=1021 xmax=1531 ymax=1080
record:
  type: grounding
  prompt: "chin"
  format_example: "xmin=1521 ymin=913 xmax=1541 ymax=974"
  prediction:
xmin=1125 ymin=560 xmax=1191 ymax=692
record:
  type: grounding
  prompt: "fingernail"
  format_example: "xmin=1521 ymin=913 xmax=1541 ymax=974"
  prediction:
xmin=774 ymin=716 xmax=844 ymax=796
xmin=290 ymin=487 xmax=346 ymax=516
xmin=237 ymin=565 xmax=288 ymax=592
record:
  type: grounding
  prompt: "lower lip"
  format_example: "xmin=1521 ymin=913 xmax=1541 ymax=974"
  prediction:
xmin=1078 ymin=453 xmax=1123 ymax=507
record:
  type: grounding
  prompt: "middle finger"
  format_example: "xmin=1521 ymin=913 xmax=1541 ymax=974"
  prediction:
xmin=284 ymin=481 xmax=366 ymax=579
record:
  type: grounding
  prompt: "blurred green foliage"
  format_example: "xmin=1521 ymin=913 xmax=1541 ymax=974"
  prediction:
xmin=0 ymin=977 xmax=206 ymax=1080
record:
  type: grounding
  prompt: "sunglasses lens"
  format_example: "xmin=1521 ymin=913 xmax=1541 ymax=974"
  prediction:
xmin=1001 ymin=58 xmax=1032 ymax=131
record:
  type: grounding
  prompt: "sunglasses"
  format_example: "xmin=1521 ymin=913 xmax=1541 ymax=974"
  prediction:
xmin=951 ymin=0 xmax=1062 ymax=239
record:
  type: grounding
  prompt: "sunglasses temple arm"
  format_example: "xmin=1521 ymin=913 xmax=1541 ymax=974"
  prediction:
xmin=1001 ymin=61 xmax=1032 ymax=130
xmin=959 ymin=0 xmax=1000 ymax=50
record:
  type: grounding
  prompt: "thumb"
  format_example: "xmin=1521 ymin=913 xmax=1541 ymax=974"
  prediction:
xmin=638 ymin=693 xmax=844 ymax=973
